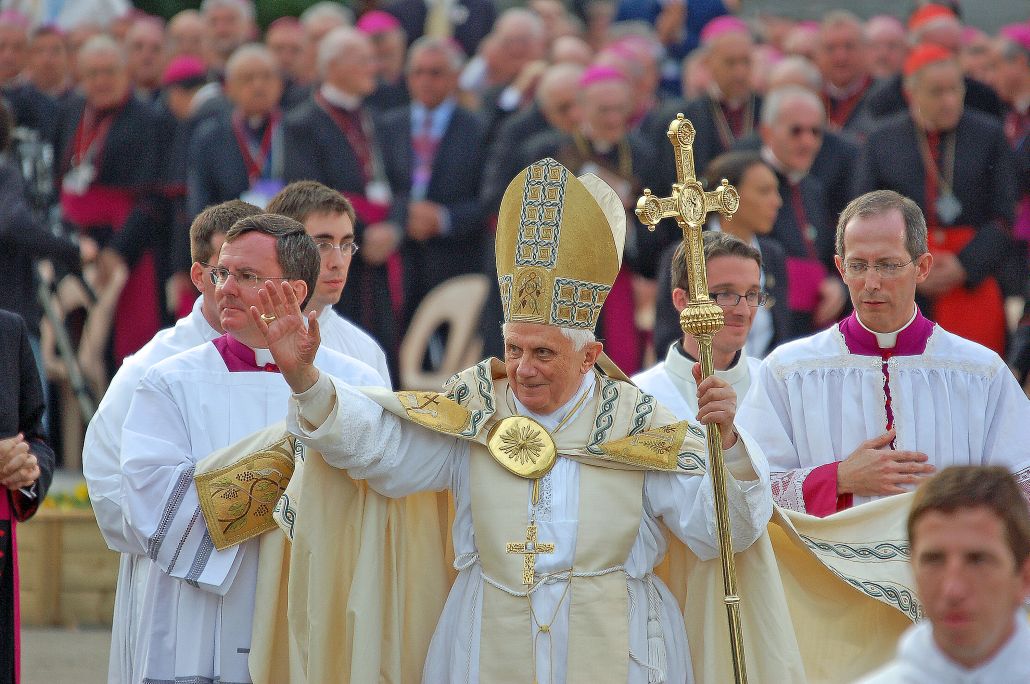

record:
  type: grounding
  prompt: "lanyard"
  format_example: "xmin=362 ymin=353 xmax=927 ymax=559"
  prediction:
xmin=708 ymin=94 xmax=754 ymax=150
xmin=231 ymin=110 xmax=280 ymax=183
xmin=315 ymin=91 xmax=385 ymax=186
xmin=71 ymin=104 xmax=120 ymax=168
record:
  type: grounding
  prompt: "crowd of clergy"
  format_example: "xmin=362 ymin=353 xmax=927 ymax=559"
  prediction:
xmin=0 ymin=0 xmax=1030 ymax=682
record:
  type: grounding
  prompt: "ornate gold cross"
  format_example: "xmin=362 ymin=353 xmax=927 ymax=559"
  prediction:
xmin=634 ymin=113 xmax=748 ymax=683
xmin=506 ymin=522 xmax=555 ymax=586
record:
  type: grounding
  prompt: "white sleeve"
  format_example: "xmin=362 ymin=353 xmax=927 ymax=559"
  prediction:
xmin=288 ymin=372 xmax=464 ymax=497
xmin=83 ymin=361 xmax=147 ymax=554
xmin=645 ymin=428 xmax=772 ymax=562
xmin=120 ymin=372 xmax=242 ymax=595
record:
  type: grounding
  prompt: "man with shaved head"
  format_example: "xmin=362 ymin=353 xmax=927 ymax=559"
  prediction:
xmin=187 ymin=43 xmax=284 ymax=217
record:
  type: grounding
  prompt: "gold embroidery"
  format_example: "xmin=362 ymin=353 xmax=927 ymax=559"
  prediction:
xmin=195 ymin=436 xmax=296 ymax=550
xmin=595 ymin=422 xmax=686 ymax=471
xmin=398 ymin=391 xmax=472 ymax=434
xmin=505 ymin=522 xmax=556 ymax=585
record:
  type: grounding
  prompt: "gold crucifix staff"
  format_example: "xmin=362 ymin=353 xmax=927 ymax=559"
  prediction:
xmin=635 ymin=113 xmax=747 ymax=683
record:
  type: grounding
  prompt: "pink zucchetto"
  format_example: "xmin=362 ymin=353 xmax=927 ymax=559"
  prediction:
xmin=579 ymin=64 xmax=627 ymax=87
xmin=699 ymin=15 xmax=750 ymax=45
xmin=162 ymin=55 xmax=208 ymax=87
xmin=1000 ymin=23 xmax=1030 ymax=52
xmin=356 ymin=10 xmax=401 ymax=36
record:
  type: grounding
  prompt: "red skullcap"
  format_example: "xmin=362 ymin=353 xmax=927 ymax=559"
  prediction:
xmin=903 ymin=44 xmax=954 ymax=77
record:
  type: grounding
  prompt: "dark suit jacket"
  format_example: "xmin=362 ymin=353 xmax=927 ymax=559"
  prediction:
xmin=735 ymin=129 xmax=858 ymax=223
xmin=653 ymin=233 xmax=790 ymax=357
xmin=379 ymin=103 xmax=488 ymax=318
xmin=282 ymin=97 xmax=370 ymax=200
xmin=680 ymin=93 xmax=762 ymax=183
xmin=481 ymin=103 xmax=551 ymax=214
xmin=853 ymin=111 xmax=1016 ymax=287
xmin=186 ymin=113 xmax=266 ymax=219
xmin=385 ymin=0 xmax=495 ymax=58
xmin=865 ymin=75 xmax=1004 ymax=125
xmin=0 ymin=309 xmax=55 ymax=683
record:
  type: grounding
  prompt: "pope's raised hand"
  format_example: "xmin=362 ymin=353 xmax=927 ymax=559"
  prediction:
xmin=249 ymin=280 xmax=321 ymax=393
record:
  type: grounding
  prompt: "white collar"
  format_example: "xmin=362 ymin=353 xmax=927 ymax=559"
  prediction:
xmin=665 ymin=342 xmax=749 ymax=388
xmin=856 ymin=306 xmax=917 ymax=349
xmin=897 ymin=610 xmax=1030 ymax=681
xmin=511 ymin=371 xmax=595 ymax=432
xmin=760 ymin=145 xmax=807 ymax=184
xmin=320 ymin=83 xmax=362 ymax=111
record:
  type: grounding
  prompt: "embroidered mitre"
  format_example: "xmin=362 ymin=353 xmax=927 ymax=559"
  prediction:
xmin=495 ymin=158 xmax=626 ymax=331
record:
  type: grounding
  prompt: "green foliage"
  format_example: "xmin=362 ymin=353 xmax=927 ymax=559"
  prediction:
xmin=131 ymin=0 xmax=355 ymax=29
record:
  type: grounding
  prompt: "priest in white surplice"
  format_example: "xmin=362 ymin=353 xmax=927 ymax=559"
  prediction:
xmin=118 ymin=214 xmax=384 ymax=684
xmin=634 ymin=232 xmax=763 ymax=419
xmin=267 ymin=180 xmax=392 ymax=384
xmin=256 ymin=159 xmax=785 ymax=683
xmin=738 ymin=190 xmax=1030 ymax=517
xmin=83 ymin=200 xmax=262 ymax=684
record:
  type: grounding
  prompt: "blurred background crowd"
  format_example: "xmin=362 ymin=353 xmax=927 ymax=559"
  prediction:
xmin=0 ymin=0 xmax=1027 ymax=464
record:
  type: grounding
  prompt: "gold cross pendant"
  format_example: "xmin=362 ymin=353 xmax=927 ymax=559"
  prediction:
xmin=506 ymin=522 xmax=555 ymax=586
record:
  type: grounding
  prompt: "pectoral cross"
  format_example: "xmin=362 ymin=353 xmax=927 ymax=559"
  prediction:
xmin=506 ymin=522 xmax=555 ymax=586
xmin=635 ymin=113 xmax=748 ymax=682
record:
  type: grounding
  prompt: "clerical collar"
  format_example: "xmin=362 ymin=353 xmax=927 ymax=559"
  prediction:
xmin=824 ymin=74 xmax=868 ymax=100
xmin=667 ymin=342 xmax=748 ymax=386
xmin=839 ymin=309 xmax=935 ymax=356
xmin=320 ymin=83 xmax=361 ymax=111
xmin=212 ymin=334 xmax=280 ymax=372
xmin=760 ymin=145 xmax=806 ymax=184
xmin=706 ymin=81 xmax=748 ymax=109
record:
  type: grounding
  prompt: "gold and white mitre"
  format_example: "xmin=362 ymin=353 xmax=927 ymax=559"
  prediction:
xmin=496 ymin=157 xmax=627 ymax=331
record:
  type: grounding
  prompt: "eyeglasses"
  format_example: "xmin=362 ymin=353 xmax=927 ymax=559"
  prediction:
xmin=841 ymin=259 xmax=915 ymax=279
xmin=787 ymin=125 xmax=823 ymax=138
xmin=315 ymin=239 xmax=359 ymax=256
xmin=209 ymin=266 xmax=291 ymax=288
xmin=709 ymin=291 xmax=769 ymax=308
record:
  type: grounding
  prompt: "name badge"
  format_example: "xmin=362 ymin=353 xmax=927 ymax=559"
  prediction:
xmin=62 ymin=162 xmax=96 ymax=196
xmin=366 ymin=180 xmax=392 ymax=205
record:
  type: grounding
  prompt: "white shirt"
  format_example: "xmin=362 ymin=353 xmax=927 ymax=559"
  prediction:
xmin=633 ymin=342 xmax=761 ymax=422
xmin=857 ymin=612 xmax=1030 ymax=684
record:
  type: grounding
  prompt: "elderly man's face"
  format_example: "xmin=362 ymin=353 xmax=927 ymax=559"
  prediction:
xmin=0 ymin=24 xmax=28 ymax=83
xmin=761 ymin=97 xmax=823 ymax=174
xmin=27 ymin=32 xmax=68 ymax=90
xmin=913 ymin=506 xmax=1030 ymax=669
xmin=816 ymin=22 xmax=865 ymax=87
xmin=704 ymin=32 xmax=753 ymax=103
xmin=79 ymin=49 xmax=130 ymax=110
xmin=907 ymin=61 xmax=965 ymax=133
xmin=266 ymin=24 xmax=307 ymax=80
xmin=126 ymin=23 xmax=166 ymax=89
xmin=168 ymin=13 xmax=207 ymax=59
xmin=326 ymin=37 xmax=377 ymax=97
xmin=504 ymin=322 xmax=598 ymax=415
xmin=407 ymin=48 xmax=457 ymax=110
xmin=226 ymin=54 xmax=283 ymax=117
xmin=582 ymin=79 xmax=632 ymax=146
xmin=207 ymin=4 xmax=249 ymax=59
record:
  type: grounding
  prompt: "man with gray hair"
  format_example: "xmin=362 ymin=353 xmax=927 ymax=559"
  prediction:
xmin=378 ymin=37 xmax=487 ymax=321
xmin=757 ymin=84 xmax=846 ymax=338
xmin=200 ymin=0 xmax=256 ymax=72
xmin=53 ymin=34 xmax=164 ymax=363
xmin=118 ymin=212 xmax=384 ymax=684
xmin=814 ymin=10 xmax=873 ymax=135
xmin=739 ymin=190 xmax=1030 ymax=518
xmin=187 ymin=43 xmax=285 ymax=216
xmin=283 ymin=26 xmax=402 ymax=377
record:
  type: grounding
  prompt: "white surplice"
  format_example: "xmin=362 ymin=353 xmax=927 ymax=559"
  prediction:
xmin=288 ymin=370 xmax=773 ymax=684
xmin=633 ymin=343 xmax=761 ymax=421
xmin=856 ymin=611 xmax=1030 ymax=684
xmin=738 ymin=322 xmax=1030 ymax=513
xmin=317 ymin=306 xmax=391 ymax=384
xmin=84 ymin=298 xmax=219 ymax=684
xmin=120 ymin=341 xmax=383 ymax=684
